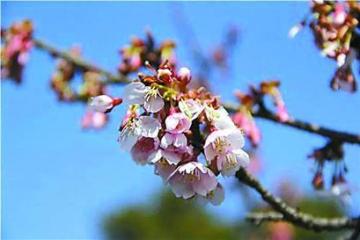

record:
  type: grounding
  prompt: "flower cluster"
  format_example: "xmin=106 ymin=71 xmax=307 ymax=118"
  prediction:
xmin=289 ymin=1 xmax=360 ymax=92
xmin=90 ymin=64 xmax=250 ymax=204
xmin=49 ymin=46 xmax=122 ymax=129
xmin=118 ymin=32 xmax=176 ymax=75
xmin=308 ymin=141 xmax=348 ymax=194
xmin=233 ymin=80 xmax=290 ymax=147
xmin=1 ymin=20 xmax=33 ymax=84
xmin=50 ymin=46 xmax=83 ymax=101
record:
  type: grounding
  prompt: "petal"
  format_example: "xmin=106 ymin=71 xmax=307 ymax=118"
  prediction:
xmin=221 ymin=164 xmax=240 ymax=177
xmin=144 ymin=94 xmax=164 ymax=113
xmin=193 ymin=170 xmax=217 ymax=196
xmin=130 ymin=137 xmax=159 ymax=165
xmin=165 ymin=112 xmax=191 ymax=134
xmin=227 ymin=128 xmax=245 ymax=149
xmin=89 ymin=95 xmax=113 ymax=113
xmin=220 ymin=153 xmax=243 ymax=177
xmin=233 ymin=149 xmax=250 ymax=167
xmin=204 ymin=145 xmax=217 ymax=164
xmin=173 ymin=134 xmax=187 ymax=148
xmin=119 ymin=128 xmax=140 ymax=151
xmin=214 ymin=115 xmax=236 ymax=130
xmin=168 ymin=174 xmax=195 ymax=199
xmin=165 ymin=114 xmax=180 ymax=132
xmin=162 ymin=149 xmax=182 ymax=165
xmin=149 ymin=149 xmax=163 ymax=163
xmin=139 ymin=116 xmax=161 ymax=138
xmin=123 ymin=81 xmax=147 ymax=105
xmin=160 ymin=133 xmax=175 ymax=148
xmin=92 ymin=112 xmax=107 ymax=128
xmin=177 ymin=162 xmax=197 ymax=174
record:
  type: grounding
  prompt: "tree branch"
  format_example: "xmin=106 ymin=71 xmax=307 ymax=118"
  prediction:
xmin=236 ymin=167 xmax=360 ymax=231
xmin=33 ymin=38 xmax=130 ymax=84
xmin=33 ymin=38 xmax=360 ymax=145
xmin=224 ymin=103 xmax=360 ymax=145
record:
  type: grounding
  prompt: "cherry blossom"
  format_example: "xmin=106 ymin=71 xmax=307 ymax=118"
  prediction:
xmin=131 ymin=137 xmax=160 ymax=165
xmin=119 ymin=115 xmax=161 ymax=151
xmin=177 ymin=67 xmax=191 ymax=84
xmin=81 ymin=111 xmax=107 ymax=129
xmin=232 ymin=111 xmax=261 ymax=147
xmin=204 ymin=128 xmax=249 ymax=176
xmin=89 ymin=95 xmax=122 ymax=113
xmin=123 ymin=81 xmax=164 ymax=113
xmin=165 ymin=112 xmax=192 ymax=134
xmin=168 ymin=162 xmax=218 ymax=199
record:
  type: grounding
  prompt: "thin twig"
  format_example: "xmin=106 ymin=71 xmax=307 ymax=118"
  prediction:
xmin=33 ymin=38 xmax=130 ymax=84
xmin=224 ymin=103 xmax=360 ymax=145
xmin=33 ymin=38 xmax=360 ymax=145
xmin=236 ymin=168 xmax=360 ymax=231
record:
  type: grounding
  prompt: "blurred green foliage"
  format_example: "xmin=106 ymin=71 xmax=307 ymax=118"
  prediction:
xmin=102 ymin=191 xmax=346 ymax=240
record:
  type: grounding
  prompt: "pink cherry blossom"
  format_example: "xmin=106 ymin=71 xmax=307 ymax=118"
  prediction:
xmin=118 ymin=116 xmax=161 ymax=151
xmin=333 ymin=3 xmax=347 ymax=26
xmin=168 ymin=162 xmax=218 ymax=199
xmin=131 ymin=137 xmax=160 ymax=165
xmin=81 ymin=111 xmax=107 ymax=129
xmin=177 ymin=67 xmax=191 ymax=84
xmin=232 ymin=111 xmax=261 ymax=146
xmin=123 ymin=81 xmax=164 ymax=113
xmin=151 ymin=133 xmax=192 ymax=165
xmin=165 ymin=112 xmax=192 ymax=134
xmin=89 ymin=95 xmax=122 ymax=113
xmin=204 ymin=128 xmax=250 ymax=176
xmin=276 ymin=101 xmax=290 ymax=122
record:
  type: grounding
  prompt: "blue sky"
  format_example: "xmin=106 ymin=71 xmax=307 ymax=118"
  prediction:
xmin=2 ymin=2 xmax=360 ymax=239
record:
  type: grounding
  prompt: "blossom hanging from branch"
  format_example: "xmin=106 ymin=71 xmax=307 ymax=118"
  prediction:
xmin=232 ymin=80 xmax=290 ymax=147
xmin=1 ymin=19 xmax=33 ymax=84
xmin=90 ymin=63 xmax=250 ymax=205
xmin=2 ymin=11 xmax=360 ymax=235
xmin=289 ymin=0 xmax=360 ymax=92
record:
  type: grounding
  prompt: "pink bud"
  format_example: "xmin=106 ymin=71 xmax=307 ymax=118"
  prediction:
xmin=157 ymin=68 xmax=172 ymax=84
xmin=89 ymin=95 xmax=121 ymax=113
xmin=177 ymin=67 xmax=191 ymax=84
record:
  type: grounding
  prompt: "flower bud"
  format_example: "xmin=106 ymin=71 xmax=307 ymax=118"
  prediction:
xmin=89 ymin=95 xmax=122 ymax=113
xmin=312 ymin=171 xmax=324 ymax=190
xmin=177 ymin=67 xmax=191 ymax=84
xmin=157 ymin=68 xmax=172 ymax=84
xmin=288 ymin=23 xmax=303 ymax=38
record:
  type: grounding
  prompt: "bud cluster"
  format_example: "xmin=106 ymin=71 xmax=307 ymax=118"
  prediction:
xmin=233 ymin=80 xmax=290 ymax=147
xmin=118 ymin=32 xmax=176 ymax=75
xmin=90 ymin=64 xmax=250 ymax=204
xmin=1 ymin=20 xmax=33 ymax=84
xmin=289 ymin=1 xmax=360 ymax=92
xmin=308 ymin=140 xmax=349 ymax=199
